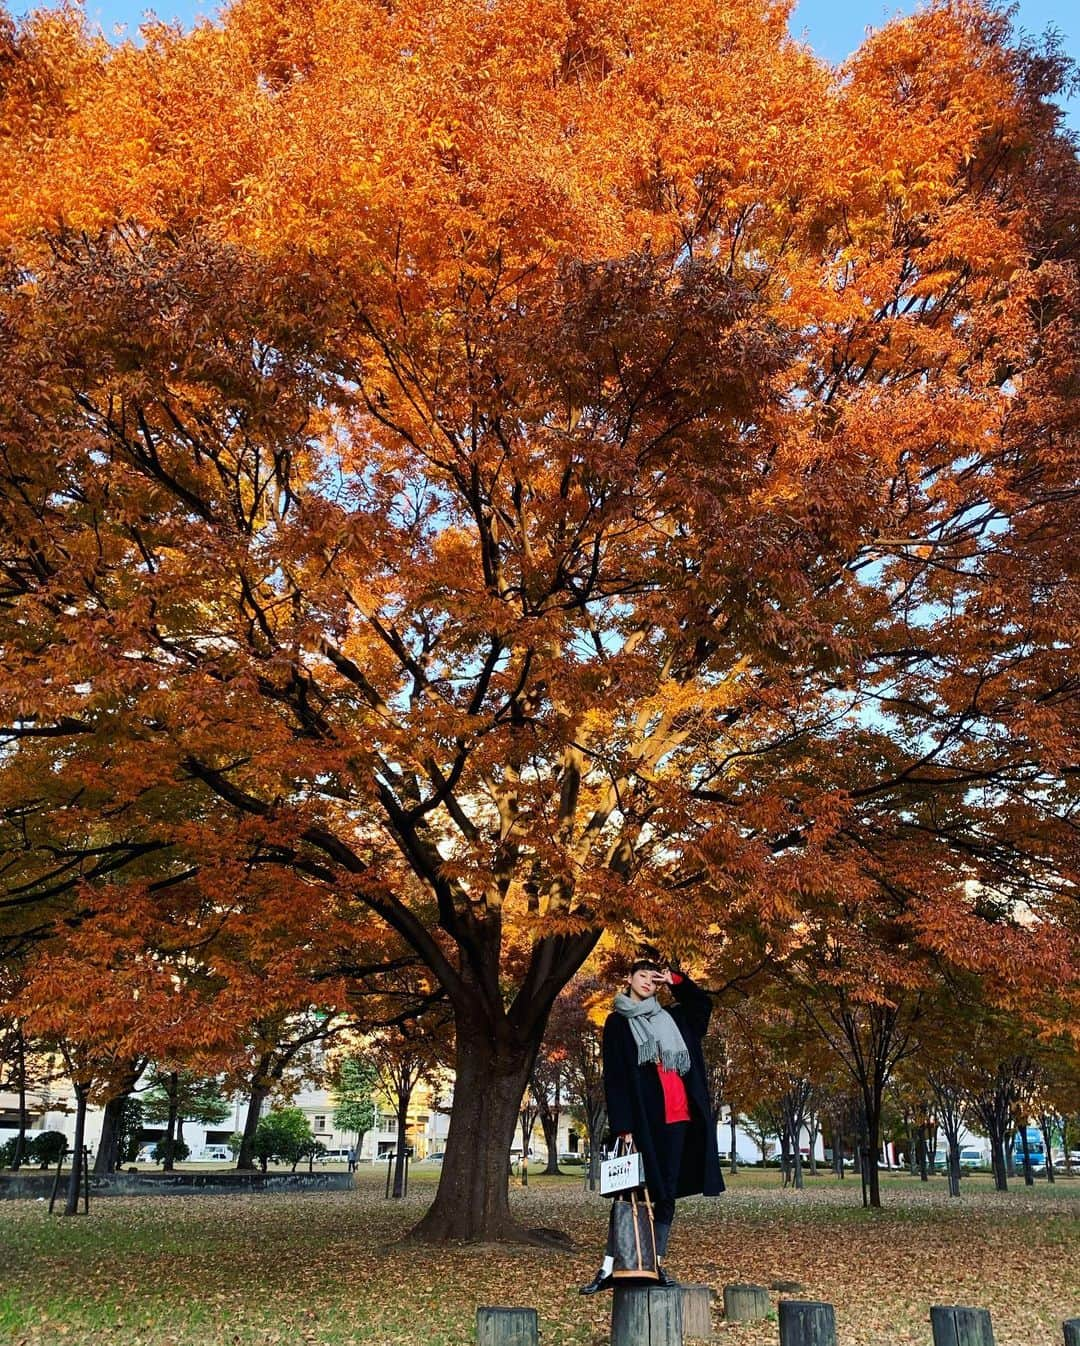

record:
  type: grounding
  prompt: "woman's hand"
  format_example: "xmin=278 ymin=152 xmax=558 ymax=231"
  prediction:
xmin=653 ymin=967 xmax=674 ymax=987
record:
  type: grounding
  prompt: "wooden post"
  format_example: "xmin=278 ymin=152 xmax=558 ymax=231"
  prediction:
xmin=1062 ymin=1322 xmax=1080 ymax=1346
xmin=723 ymin=1285 xmax=770 ymax=1322
xmin=680 ymin=1285 xmax=713 ymax=1340
xmin=778 ymin=1300 xmax=837 ymax=1346
xmin=611 ymin=1285 xmax=684 ymax=1346
xmin=930 ymin=1306 xmax=995 ymax=1346
xmin=476 ymin=1307 xmax=539 ymax=1346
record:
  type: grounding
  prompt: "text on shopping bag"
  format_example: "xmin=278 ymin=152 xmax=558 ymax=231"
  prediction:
xmin=599 ymin=1149 xmax=646 ymax=1196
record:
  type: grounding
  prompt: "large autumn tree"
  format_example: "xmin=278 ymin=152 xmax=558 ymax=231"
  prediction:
xmin=1 ymin=0 xmax=1078 ymax=1240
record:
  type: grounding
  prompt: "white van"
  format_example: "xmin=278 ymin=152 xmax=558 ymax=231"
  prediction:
xmin=934 ymin=1147 xmax=987 ymax=1170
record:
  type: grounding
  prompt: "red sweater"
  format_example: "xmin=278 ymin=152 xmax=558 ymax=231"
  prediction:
xmin=657 ymin=974 xmax=691 ymax=1122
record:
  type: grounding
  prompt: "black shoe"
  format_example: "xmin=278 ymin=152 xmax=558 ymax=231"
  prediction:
xmin=579 ymin=1269 xmax=614 ymax=1295
xmin=656 ymin=1265 xmax=679 ymax=1287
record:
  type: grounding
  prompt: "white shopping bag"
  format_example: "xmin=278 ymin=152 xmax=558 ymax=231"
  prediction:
xmin=600 ymin=1141 xmax=646 ymax=1197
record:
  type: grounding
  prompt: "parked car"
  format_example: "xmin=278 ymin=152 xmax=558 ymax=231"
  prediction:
xmin=201 ymin=1145 xmax=231 ymax=1162
xmin=933 ymin=1147 xmax=988 ymax=1170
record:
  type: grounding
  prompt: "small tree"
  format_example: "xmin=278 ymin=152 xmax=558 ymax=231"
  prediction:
xmin=530 ymin=1044 xmax=567 ymax=1177
xmin=371 ymin=1026 xmax=447 ymax=1198
xmin=117 ymin=1096 xmax=145 ymax=1166
xmin=29 ymin=1130 xmax=68 ymax=1168
xmin=331 ymin=1055 xmax=378 ymax=1157
xmin=229 ymin=1010 xmax=351 ymax=1171
xmin=253 ymin=1107 xmax=313 ymax=1172
xmin=743 ymin=1107 xmax=777 ymax=1166
xmin=142 ymin=1070 xmax=231 ymax=1169
xmin=151 ymin=1138 xmax=190 ymax=1166
xmin=551 ymin=978 xmax=607 ymax=1190
xmin=301 ymin=1137 xmax=328 ymax=1173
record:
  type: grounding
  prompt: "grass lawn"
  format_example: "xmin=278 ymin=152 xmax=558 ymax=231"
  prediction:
xmin=1 ymin=1167 xmax=1077 ymax=1346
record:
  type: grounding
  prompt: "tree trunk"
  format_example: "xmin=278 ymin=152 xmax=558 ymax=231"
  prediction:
xmin=861 ymin=1099 xmax=882 ymax=1209
xmin=1005 ymin=1128 xmax=1016 ymax=1179
xmin=948 ymin=1141 xmax=961 ymax=1198
xmin=806 ymin=1110 xmax=818 ymax=1177
xmin=778 ymin=1123 xmax=792 ymax=1187
xmin=1039 ymin=1115 xmax=1055 ymax=1184
xmin=1019 ymin=1121 xmax=1034 ymax=1186
xmin=94 ymin=1093 xmax=127 ymax=1177
xmin=64 ymin=1082 xmax=90 ymax=1216
xmin=392 ymin=1093 xmax=411 ymax=1198
xmin=585 ymin=1099 xmax=606 ymax=1192
xmin=11 ymin=1028 xmax=28 ymax=1171
xmin=409 ymin=1016 xmax=542 ymax=1244
xmin=162 ymin=1072 xmax=179 ymax=1172
xmin=916 ymin=1124 xmax=929 ymax=1182
xmin=729 ymin=1111 xmax=739 ymax=1175
xmin=539 ymin=1108 xmax=561 ymax=1176
xmin=989 ymin=1129 xmax=1008 ymax=1192
xmin=832 ymin=1115 xmax=844 ymax=1178
xmin=237 ymin=1070 xmax=272 ymax=1170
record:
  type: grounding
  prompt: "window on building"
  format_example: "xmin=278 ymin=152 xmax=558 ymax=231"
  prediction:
xmin=314 ymin=1115 xmax=326 ymax=1131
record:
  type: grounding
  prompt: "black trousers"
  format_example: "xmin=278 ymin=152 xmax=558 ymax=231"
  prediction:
xmin=652 ymin=1121 xmax=688 ymax=1255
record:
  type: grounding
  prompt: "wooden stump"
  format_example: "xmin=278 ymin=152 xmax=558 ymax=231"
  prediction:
xmin=778 ymin=1300 xmax=837 ymax=1346
xmin=476 ymin=1307 xmax=539 ymax=1346
xmin=723 ymin=1284 xmax=770 ymax=1323
xmin=611 ymin=1285 xmax=684 ymax=1346
xmin=1063 ymin=1321 xmax=1080 ymax=1346
xmin=680 ymin=1284 xmax=714 ymax=1340
xmin=930 ymin=1306 xmax=996 ymax=1346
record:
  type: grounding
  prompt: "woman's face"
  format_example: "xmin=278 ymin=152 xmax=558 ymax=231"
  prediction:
xmin=628 ymin=967 xmax=658 ymax=1000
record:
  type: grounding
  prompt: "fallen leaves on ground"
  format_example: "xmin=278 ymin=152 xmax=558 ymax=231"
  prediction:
xmin=1 ymin=1170 xmax=1077 ymax=1345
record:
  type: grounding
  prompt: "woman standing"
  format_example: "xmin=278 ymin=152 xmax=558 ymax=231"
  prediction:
xmin=580 ymin=958 xmax=723 ymax=1293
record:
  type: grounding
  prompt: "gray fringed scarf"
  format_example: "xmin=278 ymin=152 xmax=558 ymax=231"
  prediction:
xmin=613 ymin=994 xmax=691 ymax=1076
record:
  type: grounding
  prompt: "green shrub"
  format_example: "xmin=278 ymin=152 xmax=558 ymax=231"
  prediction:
xmin=29 ymin=1131 xmax=67 ymax=1168
xmin=253 ymin=1108 xmax=313 ymax=1170
xmin=151 ymin=1138 xmax=190 ymax=1165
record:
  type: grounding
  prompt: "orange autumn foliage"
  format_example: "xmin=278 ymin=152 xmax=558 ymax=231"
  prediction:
xmin=0 ymin=0 xmax=1077 ymax=1239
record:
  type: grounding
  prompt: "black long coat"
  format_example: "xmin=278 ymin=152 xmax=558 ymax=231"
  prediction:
xmin=602 ymin=975 xmax=724 ymax=1204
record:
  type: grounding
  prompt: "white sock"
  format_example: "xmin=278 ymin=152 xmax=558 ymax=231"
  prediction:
xmin=601 ymin=1256 xmax=615 ymax=1276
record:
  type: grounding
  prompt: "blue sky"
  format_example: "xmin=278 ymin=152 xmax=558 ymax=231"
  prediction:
xmin=9 ymin=0 xmax=1080 ymax=126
